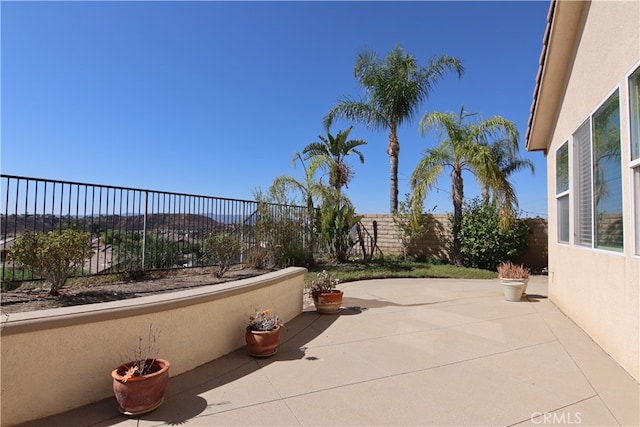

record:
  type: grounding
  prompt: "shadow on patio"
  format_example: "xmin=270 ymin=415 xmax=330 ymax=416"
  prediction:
xmin=19 ymin=276 xmax=639 ymax=427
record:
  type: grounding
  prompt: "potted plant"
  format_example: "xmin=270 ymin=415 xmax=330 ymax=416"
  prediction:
xmin=245 ymin=308 xmax=282 ymax=357
xmin=111 ymin=326 xmax=170 ymax=416
xmin=308 ymin=270 xmax=343 ymax=314
xmin=497 ymin=261 xmax=530 ymax=301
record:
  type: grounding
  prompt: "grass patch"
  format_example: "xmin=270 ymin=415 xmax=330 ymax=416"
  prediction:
xmin=305 ymin=257 xmax=497 ymax=284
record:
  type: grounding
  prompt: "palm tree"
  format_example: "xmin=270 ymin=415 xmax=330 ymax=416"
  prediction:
xmin=269 ymin=153 xmax=327 ymax=262
xmin=324 ymin=44 xmax=463 ymax=212
xmin=302 ymin=126 xmax=367 ymax=193
xmin=410 ymin=106 xmax=520 ymax=266
xmin=481 ymin=138 xmax=535 ymax=205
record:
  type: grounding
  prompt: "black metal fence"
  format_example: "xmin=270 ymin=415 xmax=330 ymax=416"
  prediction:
xmin=1 ymin=174 xmax=311 ymax=283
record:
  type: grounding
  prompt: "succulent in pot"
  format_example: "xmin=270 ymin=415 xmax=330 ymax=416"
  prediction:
xmin=308 ymin=270 xmax=343 ymax=314
xmin=245 ymin=308 xmax=283 ymax=357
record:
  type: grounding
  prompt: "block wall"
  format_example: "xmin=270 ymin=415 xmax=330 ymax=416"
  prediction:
xmin=356 ymin=214 xmax=548 ymax=272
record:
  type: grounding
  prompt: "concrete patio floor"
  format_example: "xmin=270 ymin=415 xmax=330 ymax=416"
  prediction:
xmin=20 ymin=276 xmax=639 ymax=426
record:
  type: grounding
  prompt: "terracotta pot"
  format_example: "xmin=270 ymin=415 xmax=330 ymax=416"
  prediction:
xmin=312 ymin=289 xmax=344 ymax=314
xmin=112 ymin=358 xmax=170 ymax=415
xmin=245 ymin=325 xmax=281 ymax=357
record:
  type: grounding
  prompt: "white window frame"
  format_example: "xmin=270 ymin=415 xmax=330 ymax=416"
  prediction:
xmin=572 ymin=87 xmax=624 ymax=252
xmin=628 ymin=63 xmax=640 ymax=256
xmin=556 ymin=141 xmax=570 ymax=244
xmin=573 ymin=120 xmax=593 ymax=247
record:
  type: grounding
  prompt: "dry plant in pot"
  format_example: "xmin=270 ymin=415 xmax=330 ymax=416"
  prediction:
xmin=308 ymin=270 xmax=343 ymax=314
xmin=497 ymin=261 xmax=530 ymax=301
xmin=245 ymin=308 xmax=283 ymax=357
xmin=111 ymin=325 xmax=170 ymax=416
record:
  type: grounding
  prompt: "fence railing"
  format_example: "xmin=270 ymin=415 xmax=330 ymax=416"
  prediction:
xmin=1 ymin=174 xmax=311 ymax=283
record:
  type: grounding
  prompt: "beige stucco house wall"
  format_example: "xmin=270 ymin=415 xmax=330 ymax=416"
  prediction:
xmin=526 ymin=0 xmax=639 ymax=381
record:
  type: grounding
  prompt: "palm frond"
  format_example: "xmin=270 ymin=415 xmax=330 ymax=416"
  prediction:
xmin=301 ymin=126 xmax=368 ymax=192
xmin=410 ymin=146 xmax=449 ymax=211
xmin=323 ymin=99 xmax=387 ymax=131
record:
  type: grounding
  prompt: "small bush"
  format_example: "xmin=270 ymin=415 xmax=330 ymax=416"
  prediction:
xmin=458 ymin=198 xmax=531 ymax=271
xmin=115 ymin=233 xmax=182 ymax=271
xmin=8 ymin=229 xmax=93 ymax=295
xmin=392 ymin=193 xmax=427 ymax=261
xmin=273 ymin=244 xmax=308 ymax=268
xmin=253 ymin=202 xmax=310 ymax=268
xmin=203 ymin=232 xmax=241 ymax=277
xmin=245 ymin=246 xmax=269 ymax=269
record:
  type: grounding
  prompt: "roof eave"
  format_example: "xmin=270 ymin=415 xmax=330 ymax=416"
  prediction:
xmin=525 ymin=0 xmax=588 ymax=153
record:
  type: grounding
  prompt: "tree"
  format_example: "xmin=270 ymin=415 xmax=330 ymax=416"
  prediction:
xmin=324 ymin=44 xmax=463 ymax=212
xmin=8 ymin=229 xmax=93 ymax=296
xmin=302 ymin=126 xmax=367 ymax=193
xmin=481 ymin=137 xmax=535 ymax=210
xmin=268 ymin=153 xmax=328 ymax=264
xmin=410 ymin=106 xmax=520 ymax=266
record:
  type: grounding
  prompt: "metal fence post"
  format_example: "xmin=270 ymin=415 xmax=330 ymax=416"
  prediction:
xmin=240 ymin=202 xmax=245 ymax=263
xmin=142 ymin=191 xmax=148 ymax=271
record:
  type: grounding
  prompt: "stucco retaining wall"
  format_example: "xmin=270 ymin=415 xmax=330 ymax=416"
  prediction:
xmin=0 ymin=267 xmax=306 ymax=427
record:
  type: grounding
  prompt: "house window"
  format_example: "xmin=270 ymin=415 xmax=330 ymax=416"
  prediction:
xmin=556 ymin=142 xmax=569 ymax=243
xmin=630 ymin=67 xmax=640 ymax=161
xmin=593 ymin=90 xmax=623 ymax=250
xmin=630 ymin=66 xmax=640 ymax=254
xmin=574 ymin=120 xmax=592 ymax=247
xmin=573 ymin=89 xmax=623 ymax=251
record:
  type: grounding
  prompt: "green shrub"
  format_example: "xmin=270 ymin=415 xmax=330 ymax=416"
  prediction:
xmin=202 ymin=232 xmax=241 ymax=277
xmin=317 ymin=203 xmax=361 ymax=263
xmin=273 ymin=243 xmax=308 ymax=268
xmin=115 ymin=233 xmax=181 ymax=271
xmin=8 ymin=229 xmax=93 ymax=295
xmin=253 ymin=202 xmax=310 ymax=268
xmin=101 ymin=229 xmax=123 ymax=245
xmin=458 ymin=198 xmax=531 ymax=271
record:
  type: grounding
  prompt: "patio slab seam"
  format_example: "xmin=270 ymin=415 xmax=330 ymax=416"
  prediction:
xmin=250 ymin=337 xmax=565 ymax=401
xmin=531 ymin=300 xmax=624 ymax=425
xmin=508 ymin=395 xmax=603 ymax=427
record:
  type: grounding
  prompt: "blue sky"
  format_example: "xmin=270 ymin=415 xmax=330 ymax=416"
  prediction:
xmin=1 ymin=1 xmax=550 ymax=217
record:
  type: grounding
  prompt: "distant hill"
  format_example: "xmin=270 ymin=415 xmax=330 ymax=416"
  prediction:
xmin=1 ymin=213 xmax=231 ymax=236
